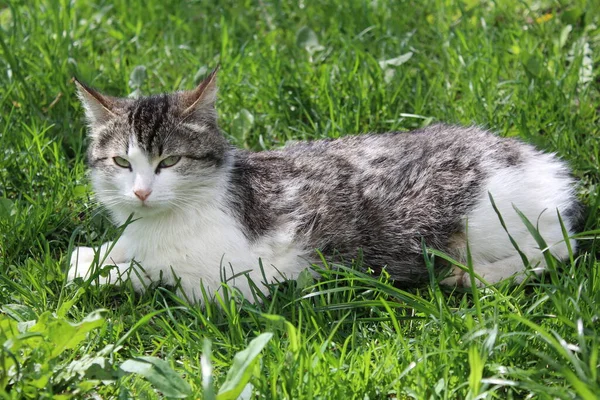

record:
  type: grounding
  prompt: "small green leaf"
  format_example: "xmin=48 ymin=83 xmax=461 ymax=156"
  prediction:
xmin=295 ymin=268 xmax=314 ymax=290
xmin=108 ymin=28 xmax=125 ymax=40
xmin=559 ymin=25 xmax=572 ymax=49
xmin=84 ymin=358 xmax=118 ymax=382
xmin=0 ymin=198 xmax=15 ymax=220
xmin=434 ymin=378 xmax=445 ymax=394
xmin=296 ymin=26 xmax=324 ymax=53
xmin=61 ymin=355 xmax=116 ymax=383
xmin=232 ymin=108 xmax=255 ymax=139
xmin=129 ymin=65 xmax=147 ymax=90
xmin=378 ymin=53 xmax=413 ymax=83
xmin=0 ymin=7 xmax=12 ymax=31
xmin=120 ymin=356 xmax=192 ymax=398
xmin=259 ymin=313 xmax=285 ymax=323
xmin=217 ymin=332 xmax=273 ymax=400
xmin=509 ymin=44 xmax=521 ymax=55
xmin=73 ymin=184 xmax=89 ymax=198
xmin=2 ymin=304 xmax=36 ymax=322
xmin=383 ymin=68 xmax=396 ymax=84
xmin=0 ymin=315 xmax=19 ymax=341
xmin=561 ymin=7 xmax=583 ymax=25
xmin=378 ymin=52 xmax=413 ymax=69
xmin=30 ymin=310 xmax=106 ymax=359
xmin=523 ymin=53 xmax=543 ymax=77
xmin=57 ymin=287 xmax=86 ymax=318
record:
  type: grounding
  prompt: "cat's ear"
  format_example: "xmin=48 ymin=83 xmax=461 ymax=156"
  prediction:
xmin=73 ymin=77 xmax=119 ymax=126
xmin=180 ymin=66 xmax=219 ymax=117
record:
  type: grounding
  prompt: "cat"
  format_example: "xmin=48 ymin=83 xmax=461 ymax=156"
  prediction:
xmin=69 ymin=67 xmax=582 ymax=303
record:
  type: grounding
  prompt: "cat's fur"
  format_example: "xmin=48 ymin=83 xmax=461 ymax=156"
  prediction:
xmin=69 ymin=68 xmax=581 ymax=302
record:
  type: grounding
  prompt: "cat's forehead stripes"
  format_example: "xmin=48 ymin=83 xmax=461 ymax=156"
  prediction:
xmin=126 ymin=95 xmax=171 ymax=154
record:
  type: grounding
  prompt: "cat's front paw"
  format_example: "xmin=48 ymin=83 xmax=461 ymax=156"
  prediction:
xmin=68 ymin=246 xmax=97 ymax=280
xmin=68 ymin=245 xmax=151 ymax=292
xmin=68 ymin=246 xmax=128 ymax=281
xmin=441 ymin=267 xmax=507 ymax=288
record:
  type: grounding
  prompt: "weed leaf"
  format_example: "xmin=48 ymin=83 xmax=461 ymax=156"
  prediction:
xmin=296 ymin=26 xmax=324 ymax=53
xmin=129 ymin=65 xmax=147 ymax=90
xmin=120 ymin=356 xmax=192 ymax=398
xmin=232 ymin=109 xmax=255 ymax=139
xmin=217 ymin=332 xmax=273 ymax=400
xmin=0 ymin=198 xmax=15 ymax=220
xmin=30 ymin=310 xmax=105 ymax=359
xmin=2 ymin=304 xmax=36 ymax=322
xmin=378 ymin=52 xmax=413 ymax=69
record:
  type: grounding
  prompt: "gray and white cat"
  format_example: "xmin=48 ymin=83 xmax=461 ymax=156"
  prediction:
xmin=69 ymin=68 xmax=581 ymax=302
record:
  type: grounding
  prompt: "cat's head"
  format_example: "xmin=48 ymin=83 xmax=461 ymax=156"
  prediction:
xmin=75 ymin=68 xmax=229 ymax=220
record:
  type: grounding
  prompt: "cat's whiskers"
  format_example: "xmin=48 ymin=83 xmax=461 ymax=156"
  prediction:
xmin=169 ymin=197 xmax=201 ymax=212
xmin=167 ymin=200 xmax=190 ymax=214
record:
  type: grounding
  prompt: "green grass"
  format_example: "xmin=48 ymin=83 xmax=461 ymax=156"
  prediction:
xmin=1 ymin=0 xmax=599 ymax=398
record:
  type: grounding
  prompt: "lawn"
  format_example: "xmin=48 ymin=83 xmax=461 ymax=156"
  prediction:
xmin=1 ymin=0 xmax=599 ymax=398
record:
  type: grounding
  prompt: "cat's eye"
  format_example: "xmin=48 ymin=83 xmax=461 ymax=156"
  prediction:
xmin=113 ymin=156 xmax=131 ymax=169
xmin=158 ymin=155 xmax=182 ymax=169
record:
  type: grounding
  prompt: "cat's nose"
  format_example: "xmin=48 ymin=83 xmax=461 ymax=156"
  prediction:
xmin=134 ymin=188 xmax=152 ymax=201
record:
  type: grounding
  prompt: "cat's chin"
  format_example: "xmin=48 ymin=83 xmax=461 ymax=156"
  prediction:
xmin=112 ymin=202 xmax=175 ymax=219
xmin=132 ymin=204 xmax=173 ymax=217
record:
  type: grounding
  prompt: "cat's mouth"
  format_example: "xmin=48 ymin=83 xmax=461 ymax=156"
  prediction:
xmin=136 ymin=201 xmax=160 ymax=212
xmin=131 ymin=204 xmax=162 ymax=217
xmin=131 ymin=199 xmax=172 ymax=215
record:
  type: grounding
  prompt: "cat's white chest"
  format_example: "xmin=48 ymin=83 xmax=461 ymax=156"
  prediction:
xmin=119 ymin=206 xmax=306 ymax=299
xmin=123 ymin=206 xmax=251 ymax=276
